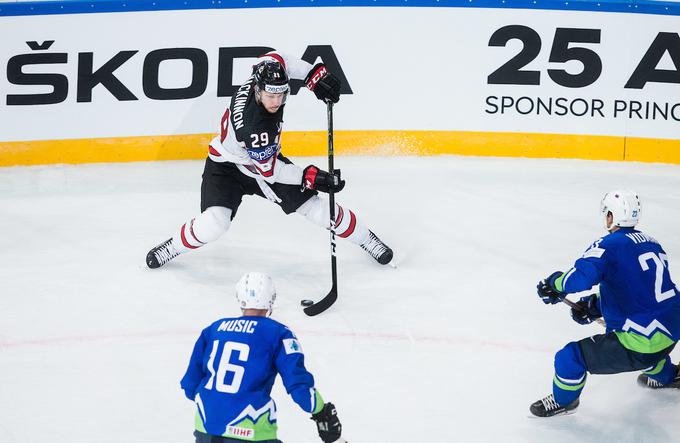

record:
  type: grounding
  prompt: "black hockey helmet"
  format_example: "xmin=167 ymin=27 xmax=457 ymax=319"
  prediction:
xmin=253 ymin=60 xmax=289 ymax=102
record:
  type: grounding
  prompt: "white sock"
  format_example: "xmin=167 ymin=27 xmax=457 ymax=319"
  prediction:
xmin=296 ymin=195 xmax=369 ymax=245
xmin=173 ymin=206 xmax=232 ymax=253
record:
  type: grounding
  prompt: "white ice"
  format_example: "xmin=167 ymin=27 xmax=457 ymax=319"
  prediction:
xmin=1 ymin=156 xmax=679 ymax=443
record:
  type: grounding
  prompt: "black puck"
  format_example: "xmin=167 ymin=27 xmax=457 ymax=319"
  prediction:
xmin=300 ymin=299 xmax=314 ymax=307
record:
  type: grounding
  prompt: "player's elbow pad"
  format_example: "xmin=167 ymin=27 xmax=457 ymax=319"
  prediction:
xmin=290 ymin=386 xmax=320 ymax=413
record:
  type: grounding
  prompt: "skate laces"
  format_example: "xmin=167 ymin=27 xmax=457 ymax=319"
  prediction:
xmin=360 ymin=232 xmax=387 ymax=259
xmin=540 ymin=394 xmax=561 ymax=411
xmin=155 ymin=240 xmax=179 ymax=265
xmin=645 ymin=377 xmax=664 ymax=388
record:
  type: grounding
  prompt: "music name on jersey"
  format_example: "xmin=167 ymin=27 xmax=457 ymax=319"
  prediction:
xmin=218 ymin=319 xmax=258 ymax=334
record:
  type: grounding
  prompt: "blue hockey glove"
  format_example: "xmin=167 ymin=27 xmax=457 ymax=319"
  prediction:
xmin=537 ymin=271 xmax=565 ymax=304
xmin=570 ymin=294 xmax=602 ymax=325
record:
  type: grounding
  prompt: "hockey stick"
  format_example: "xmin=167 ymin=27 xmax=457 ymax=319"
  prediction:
xmin=303 ymin=101 xmax=338 ymax=316
xmin=558 ymin=294 xmax=606 ymax=327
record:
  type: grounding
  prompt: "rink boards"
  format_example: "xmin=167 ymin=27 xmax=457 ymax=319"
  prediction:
xmin=1 ymin=1 xmax=679 ymax=165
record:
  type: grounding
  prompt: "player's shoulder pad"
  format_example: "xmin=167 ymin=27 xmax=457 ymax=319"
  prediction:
xmin=581 ymin=236 xmax=608 ymax=259
xmin=266 ymin=318 xmax=298 ymax=337
xmin=209 ymin=317 xmax=238 ymax=330
xmin=246 ymin=316 xmax=292 ymax=337
xmin=201 ymin=318 xmax=232 ymax=338
xmin=618 ymin=229 xmax=661 ymax=247
xmin=258 ymin=51 xmax=287 ymax=69
xmin=256 ymin=320 xmax=303 ymax=355
xmin=601 ymin=230 xmax=633 ymax=248
xmin=583 ymin=230 xmax=633 ymax=257
xmin=258 ymin=316 xmax=284 ymax=329
xmin=279 ymin=326 xmax=303 ymax=356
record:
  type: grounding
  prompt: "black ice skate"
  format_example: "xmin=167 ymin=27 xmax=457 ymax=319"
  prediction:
xmin=529 ymin=394 xmax=579 ymax=417
xmin=146 ymin=238 xmax=180 ymax=269
xmin=637 ymin=370 xmax=680 ymax=389
xmin=360 ymin=230 xmax=393 ymax=265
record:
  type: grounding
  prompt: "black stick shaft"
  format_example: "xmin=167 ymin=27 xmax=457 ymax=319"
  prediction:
xmin=302 ymin=102 xmax=339 ymax=316
xmin=327 ymin=102 xmax=337 ymax=288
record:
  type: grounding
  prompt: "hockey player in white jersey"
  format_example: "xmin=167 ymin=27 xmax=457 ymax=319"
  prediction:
xmin=146 ymin=51 xmax=392 ymax=268
xmin=181 ymin=272 xmax=345 ymax=443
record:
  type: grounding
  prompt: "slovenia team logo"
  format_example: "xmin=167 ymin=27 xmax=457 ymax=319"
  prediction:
xmin=283 ymin=338 xmax=302 ymax=355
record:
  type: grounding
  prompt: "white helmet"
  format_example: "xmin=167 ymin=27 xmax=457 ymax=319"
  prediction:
xmin=600 ymin=190 xmax=641 ymax=231
xmin=235 ymin=272 xmax=276 ymax=312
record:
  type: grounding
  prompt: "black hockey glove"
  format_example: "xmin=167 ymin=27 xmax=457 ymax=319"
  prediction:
xmin=305 ymin=63 xmax=341 ymax=104
xmin=570 ymin=293 xmax=602 ymax=325
xmin=302 ymin=165 xmax=345 ymax=193
xmin=311 ymin=402 xmax=342 ymax=443
xmin=536 ymin=271 xmax=564 ymax=305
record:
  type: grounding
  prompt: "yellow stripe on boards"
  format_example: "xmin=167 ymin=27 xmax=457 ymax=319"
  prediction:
xmin=625 ymin=137 xmax=680 ymax=164
xmin=1 ymin=131 xmax=678 ymax=166
xmin=0 ymin=134 xmax=213 ymax=166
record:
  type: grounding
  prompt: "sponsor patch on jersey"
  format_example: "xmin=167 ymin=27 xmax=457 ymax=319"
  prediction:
xmin=283 ymin=338 xmax=302 ymax=355
xmin=247 ymin=144 xmax=277 ymax=162
xmin=226 ymin=426 xmax=254 ymax=439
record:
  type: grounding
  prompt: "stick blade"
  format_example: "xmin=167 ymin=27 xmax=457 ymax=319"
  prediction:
xmin=303 ymin=286 xmax=338 ymax=316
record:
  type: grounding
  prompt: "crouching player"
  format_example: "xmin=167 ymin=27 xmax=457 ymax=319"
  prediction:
xmin=532 ymin=191 xmax=680 ymax=417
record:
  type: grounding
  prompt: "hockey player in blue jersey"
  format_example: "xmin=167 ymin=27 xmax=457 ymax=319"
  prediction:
xmin=532 ymin=190 xmax=680 ymax=417
xmin=181 ymin=272 xmax=345 ymax=442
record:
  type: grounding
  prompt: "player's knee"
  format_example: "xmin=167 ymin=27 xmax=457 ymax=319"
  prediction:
xmin=194 ymin=206 xmax=232 ymax=242
xmin=296 ymin=195 xmax=320 ymax=216
xmin=296 ymin=195 xmax=328 ymax=225
xmin=205 ymin=206 xmax=232 ymax=229
xmin=554 ymin=342 xmax=586 ymax=376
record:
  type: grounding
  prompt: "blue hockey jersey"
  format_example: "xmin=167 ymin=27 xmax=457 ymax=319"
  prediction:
xmin=557 ymin=228 xmax=680 ymax=353
xmin=180 ymin=316 xmax=324 ymax=440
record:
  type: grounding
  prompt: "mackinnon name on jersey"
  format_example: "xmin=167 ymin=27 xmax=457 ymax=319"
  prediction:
xmin=231 ymin=79 xmax=253 ymax=131
xmin=217 ymin=319 xmax=258 ymax=334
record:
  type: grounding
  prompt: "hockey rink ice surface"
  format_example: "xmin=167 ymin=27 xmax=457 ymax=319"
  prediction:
xmin=1 ymin=155 xmax=679 ymax=443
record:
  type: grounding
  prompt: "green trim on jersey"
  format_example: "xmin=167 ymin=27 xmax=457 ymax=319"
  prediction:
xmin=643 ymin=358 xmax=667 ymax=375
xmin=194 ymin=410 xmax=278 ymax=441
xmin=225 ymin=410 xmax=278 ymax=441
xmin=553 ymin=375 xmax=586 ymax=391
xmin=615 ymin=330 xmax=675 ymax=354
xmin=312 ymin=390 xmax=325 ymax=415
xmin=195 ymin=411 xmax=207 ymax=433
xmin=554 ymin=273 xmax=566 ymax=292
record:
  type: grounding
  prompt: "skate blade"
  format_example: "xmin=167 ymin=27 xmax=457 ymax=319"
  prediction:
xmin=527 ymin=408 xmax=578 ymax=419
xmin=384 ymin=251 xmax=403 ymax=269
